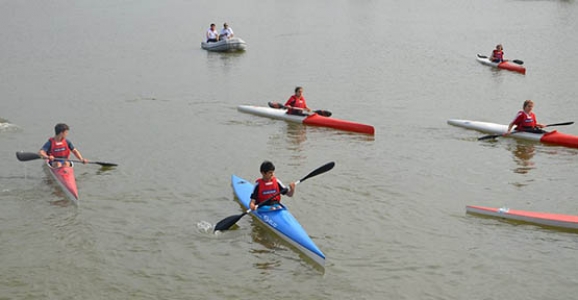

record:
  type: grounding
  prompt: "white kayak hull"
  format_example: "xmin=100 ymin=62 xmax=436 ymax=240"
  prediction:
xmin=238 ymin=105 xmax=375 ymax=135
xmin=447 ymin=119 xmax=543 ymax=142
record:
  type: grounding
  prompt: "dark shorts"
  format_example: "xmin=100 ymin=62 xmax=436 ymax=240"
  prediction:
xmin=206 ymin=38 xmax=218 ymax=43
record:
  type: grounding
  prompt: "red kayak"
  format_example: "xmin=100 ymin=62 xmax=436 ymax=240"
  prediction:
xmin=466 ymin=205 xmax=578 ymax=231
xmin=44 ymin=160 xmax=79 ymax=205
xmin=476 ymin=54 xmax=526 ymax=74
xmin=237 ymin=104 xmax=375 ymax=135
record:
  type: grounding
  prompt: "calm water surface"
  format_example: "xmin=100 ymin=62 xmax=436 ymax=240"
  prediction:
xmin=1 ymin=0 xmax=578 ymax=299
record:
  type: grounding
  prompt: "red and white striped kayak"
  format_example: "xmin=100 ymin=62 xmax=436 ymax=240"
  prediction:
xmin=238 ymin=105 xmax=375 ymax=135
xmin=466 ymin=205 xmax=578 ymax=231
xmin=476 ymin=54 xmax=526 ymax=74
xmin=448 ymin=119 xmax=578 ymax=149
xmin=44 ymin=160 xmax=79 ymax=205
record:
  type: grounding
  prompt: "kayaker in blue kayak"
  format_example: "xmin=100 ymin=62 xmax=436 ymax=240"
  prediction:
xmin=38 ymin=123 xmax=88 ymax=167
xmin=505 ymin=100 xmax=545 ymax=135
xmin=284 ymin=86 xmax=311 ymax=115
xmin=249 ymin=161 xmax=295 ymax=211
xmin=489 ymin=44 xmax=504 ymax=62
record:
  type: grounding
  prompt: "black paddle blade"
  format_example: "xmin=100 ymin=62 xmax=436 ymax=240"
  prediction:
xmin=314 ymin=110 xmax=332 ymax=117
xmin=16 ymin=152 xmax=41 ymax=161
xmin=545 ymin=121 xmax=574 ymax=127
xmin=214 ymin=212 xmax=248 ymax=232
xmin=512 ymin=59 xmax=524 ymax=65
xmin=268 ymin=101 xmax=286 ymax=109
xmin=299 ymin=162 xmax=335 ymax=182
xmin=478 ymin=134 xmax=501 ymax=141
xmin=92 ymin=161 xmax=118 ymax=167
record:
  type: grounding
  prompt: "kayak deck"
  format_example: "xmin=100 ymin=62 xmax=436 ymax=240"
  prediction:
xmin=43 ymin=160 xmax=79 ymax=205
xmin=231 ymin=175 xmax=325 ymax=268
xmin=466 ymin=205 xmax=578 ymax=231
xmin=238 ymin=105 xmax=374 ymax=135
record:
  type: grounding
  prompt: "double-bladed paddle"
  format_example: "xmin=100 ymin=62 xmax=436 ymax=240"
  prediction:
xmin=477 ymin=122 xmax=574 ymax=141
xmin=16 ymin=151 xmax=118 ymax=167
xmin=213 ymin=161 xmax=335 ymax=232
xmin=268 ymin=101 xmax=332 ymax=117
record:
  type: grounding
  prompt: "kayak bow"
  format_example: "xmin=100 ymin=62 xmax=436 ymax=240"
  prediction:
xmin=44 ymin=160 xmax=79 ymax=205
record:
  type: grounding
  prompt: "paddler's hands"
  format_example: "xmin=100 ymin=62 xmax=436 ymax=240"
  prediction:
xmin=80 ymin=158 xmax=88 ymax=164
xmin=250 ymin=200 xmax=257 ymax=211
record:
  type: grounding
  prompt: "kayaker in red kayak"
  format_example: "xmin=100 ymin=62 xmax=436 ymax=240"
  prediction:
xmin=505 ymin=100 xmax=545 ymax=135
xmin=249 ymin=161 xmax=295 ymax=211
xmin=489 ymin=44 xmax=504 ymax=62
xmin=284 ymin=86 xmax=311 ymax=115
xmin=39 ymin=123 xmax=88 ymax=168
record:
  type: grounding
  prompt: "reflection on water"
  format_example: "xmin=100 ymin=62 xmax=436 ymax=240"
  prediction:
xmin=508 ymin=142 xmax=535 ymax=174
xmin=249 ymin=223 xmax=284 ymax=271
xmin=286 ymin=122 xmax=307 ymax=150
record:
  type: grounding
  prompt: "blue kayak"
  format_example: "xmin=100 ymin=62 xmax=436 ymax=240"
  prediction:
xmin=231 ymin=175 xmax=326 ymax=267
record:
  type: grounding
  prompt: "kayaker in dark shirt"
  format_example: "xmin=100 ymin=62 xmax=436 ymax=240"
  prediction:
xmin=39 ymin=123 xmax=88 ymax=167
xmin=250 ymin=161 xmax=295 ymax=211
xmin=505 ymin=100 xmax=545 ymax=135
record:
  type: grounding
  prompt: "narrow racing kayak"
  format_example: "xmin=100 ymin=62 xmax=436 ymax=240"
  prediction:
xmin=447 ymin=119 xmax=578 ymax=149
xmin=476 ymin=54 xmax=526 ymax=74
xmin=238 ymin=105 xmax=375 ymax=135
xmin=466 ymin=205 xmax=578 ymax=231
xmin=44 ymin=160 xmax=79 ymax=205
xmin=231 ymin=174 xmax=326 ymax=268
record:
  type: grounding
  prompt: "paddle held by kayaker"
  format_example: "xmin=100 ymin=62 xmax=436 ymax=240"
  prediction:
xmin=284 ymin=86 xmax=311 ymax=115
xmin=249 ymin=161 xmax=295 ymax=211
xmin=505 ymin=100 xmax=545 ymax=135
xmin=38 ymin=123 xmax=88 ymax=168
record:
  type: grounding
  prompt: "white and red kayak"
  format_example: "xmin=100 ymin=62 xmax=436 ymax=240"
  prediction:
xmin=238 ymin=105 xmax=375 ymax=135
xmin=476 ymin=54 xmax=526 ymax=74
xmin=466 ymin=205 xmax=578 ymax=231
xmin=447 ymin=119 xmax=578 ymax=149
xmin=44 ymin=160 xmax=79 ymax=205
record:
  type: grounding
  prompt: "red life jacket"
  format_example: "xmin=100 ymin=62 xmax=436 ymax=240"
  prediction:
xmin=48 ymin=138 xmax=70 ymax=158
xmin=285 ymin=95 xmax=307 ymax=115
xmin=492 ymin=50 xmax=504 ymax=61
xmin=255 ymin=177 xmax=281 ymax=204
xmin=514 ymin=111 xmax=537 ymax=130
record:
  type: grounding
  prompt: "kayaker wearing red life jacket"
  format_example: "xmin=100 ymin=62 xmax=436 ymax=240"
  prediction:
xmin=284 ymin=86 xmax=311 ymax=115
xmin=490 ymin=44 xmax=504 ymax=63
xmin=39 ymin=123 xmax=88 ymax=168
xmin=505 ymin=100 xmax=546 ymax=135
xmin=250 ymin=161 xmax=295 ymax=211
